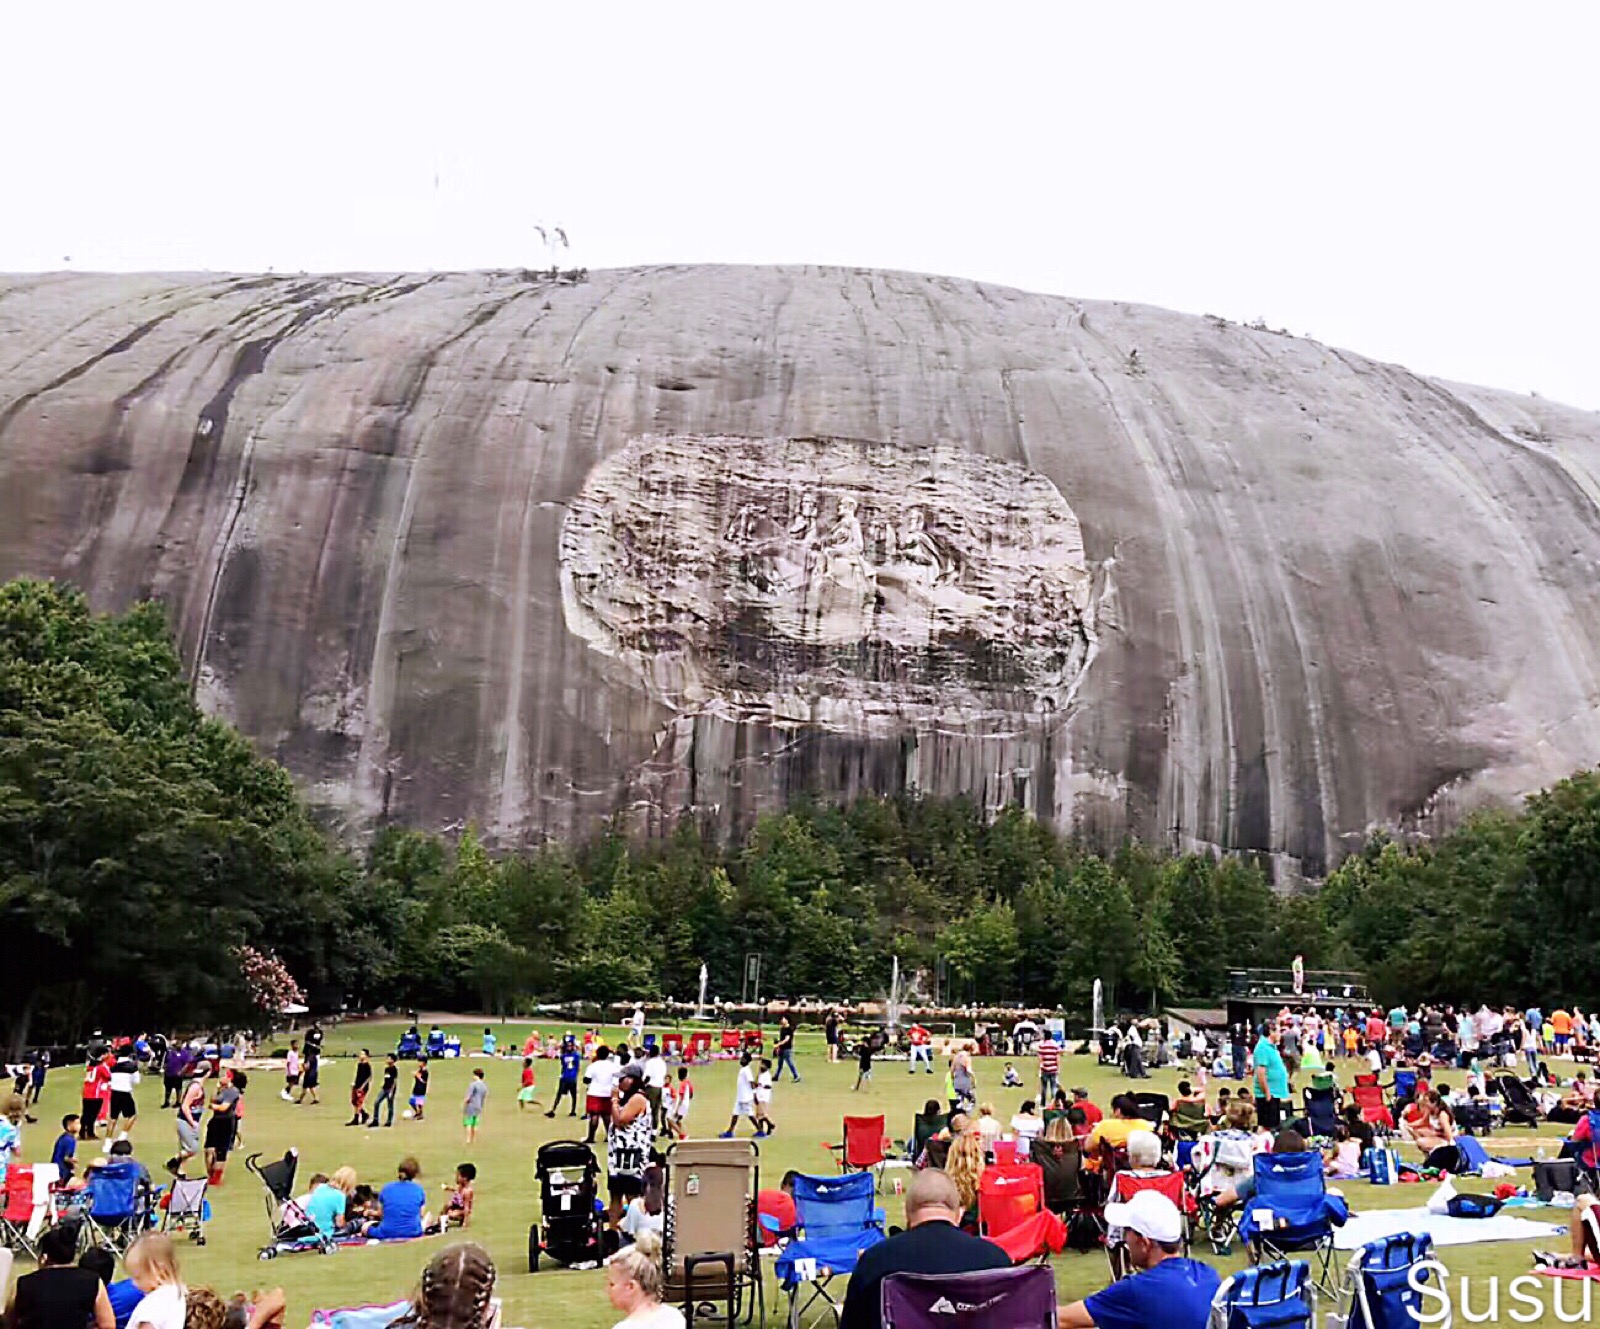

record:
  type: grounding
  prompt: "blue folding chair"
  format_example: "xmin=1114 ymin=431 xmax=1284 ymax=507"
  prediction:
xmin=81 ymin=1161 xmax=149 ymax=1255
xmin=773 ymin=1172 xmax=886 ymax=1329
xmin=1342 ymin=1233 xmax=1444 ymax=1329
xmin=1236 ymin=1152 xmax=1348 ymax=1294
xmin=1212 ymin=1260 xmax=1314 ymax=1329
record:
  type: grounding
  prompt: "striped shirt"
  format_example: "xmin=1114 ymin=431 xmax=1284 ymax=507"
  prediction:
xmin=1037 ymin=1039 xmax=1062 ymax=1074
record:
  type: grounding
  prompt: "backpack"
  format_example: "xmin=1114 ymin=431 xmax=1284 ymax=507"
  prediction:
xmin=1445 ymin=1192 xmax=1503 ymax=1219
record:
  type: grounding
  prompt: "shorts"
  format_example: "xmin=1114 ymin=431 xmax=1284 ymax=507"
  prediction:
xmin=204 ymin=1115 xmax=235 ymax=1158
xmin=409 ymin=1095 xmax=427 ymax=1110
xmin=608 ymin=1173 xmax=644 ymax=1201
xmin=285 ymin=1075 xmax=300 ymax=1088
xmin=734 ymin=1098 xmax=755 ymax=1118
xmin=176 ymin=1119 xmax=200 ymax=1155
xmin=517 ymin=1086 xmax=537 ymax=1104
xmin=586 ymin=1095 xmax=611 ymax=1119
xmin=463 ymin=1115 xmax=480 ymax=1128
xmin=1256 ymin=1096 xmax=1285 ymax=1129
xmin=352 ymin=1087 xmax=369 ymax=1108
xmin=109 ymin=1091 xmax=137 ymax=1120
xmin=302 ymin=1069 xmax=319 ymax=1089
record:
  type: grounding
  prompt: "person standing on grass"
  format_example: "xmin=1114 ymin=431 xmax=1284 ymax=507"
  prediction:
xmin=462 ymin=1069 xmax=488 ymax=1145
xmin=1037 ymin=1031 xmax=1062 ymax=1103
xmin=666 ymin=1066 xmax=694 ymax=1140
xmin=107 ymin=1042 xmax=141 ymax=1140
xmin=907 ymin=1022 xmax=933 ymax=1075
xmin=174 ymin=1064 xmax=208 ymax=1169
xmin=204 ymin=1069 xmax=245 ymax=1185
xmin=607 ymin=1066 xmax=653 ymax=1223
xmin=371 ymin=1054 xmax=399 ymax=1128
xmin=282 ymin=1042 xmax=301 ymax=1102
xmin=720 ymin=1054 xmax=760 ymax=1137
xmin=518 ymin=1057 xmax=540 ymax=1112
xmin=774 ymin=1016 xmax=802 ymax=1083
xmin=642 ymin=1045 xmax=669 ymax=1133
xmin=825 ymin=1010 xmax=841 ymax=1063
xmin=409 ymin=1059 xmax=430 ymax=1121
xmin=854 ymin=1037 xmax=875 ymax=1091
xmin=81 ymin=1054 xmax=110 ymax=1141
xmin=584 ymin=1046 xmax=619 ymax=1144
xmin=347 ymin=1050 xmax=373 ymax=1126
xmin=753 ymin=1059 xmax=776 ymax=1137
xmin=548 ymin=1035 xmax=582 ymax=1119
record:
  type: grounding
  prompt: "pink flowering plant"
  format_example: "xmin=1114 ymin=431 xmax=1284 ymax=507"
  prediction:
xmin=233 ymin=944 xmax=304 ymax=1013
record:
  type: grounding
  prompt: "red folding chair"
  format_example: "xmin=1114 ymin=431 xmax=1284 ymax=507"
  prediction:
xmin=1105 ymin=1168 xmax=1193 ymax=1278
xmin=978 ymin=1163 xmax=1066 ymax=1263
xmin=662 ymin=1033 xmax=683 ymax=1058
xmin=0 ymin=1167 xmax=38 ymax=1257
xmin=991 ymin=1138 xmax=1019 ymax=1167
xmin=743 ymin=1029 xmax=764 ymax=1052
xmin=720 ymin=1029 xmax=742 ymax=1053
xmin=689 ymin=1031 xmax=712 ymax=1060
xmin=1351 ymin=1082 xmax=1395 ymax=1132
xmin=824 ymin=1115 xmax=892 ymax=1189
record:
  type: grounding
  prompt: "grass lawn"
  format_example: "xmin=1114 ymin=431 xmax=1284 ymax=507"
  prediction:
xmin=20 ymin=1022 xmax=1591 ymax=1327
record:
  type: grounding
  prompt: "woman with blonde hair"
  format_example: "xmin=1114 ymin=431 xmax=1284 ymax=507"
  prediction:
xmin=125 ymin=1234 xmax=186 ymax=1329
xmin=943 ymin=1131 xmax=986 ymax=1223
xmin=397 ymin=1243 xmax=498 ymax=1329
xmin=973 ymin=1103 xmax=1002 ymax=1142
xmin=330 ymin=1166 xmax=358 ymax=1195
xmin=604 ymin=1230 xmax=682 ymax=1328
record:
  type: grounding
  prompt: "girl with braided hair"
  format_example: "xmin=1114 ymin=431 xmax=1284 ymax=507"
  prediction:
xmin=397 ymin=1243 xmax=499 ymax=1329
xmin=604 ymin=1230 xmax=683 ymax=1328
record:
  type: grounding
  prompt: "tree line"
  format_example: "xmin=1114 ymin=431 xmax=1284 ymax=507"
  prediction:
xmin=5 ymin=578 xmax=1599 ymax=1049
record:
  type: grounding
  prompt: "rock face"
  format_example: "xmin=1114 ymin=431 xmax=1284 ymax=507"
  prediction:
xmin=3 ymin=265 xmax=1599 ymax=877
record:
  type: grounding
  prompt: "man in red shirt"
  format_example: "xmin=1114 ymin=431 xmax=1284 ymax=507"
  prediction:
xmin=1072 ymin=1087 xmax=1103 ymax=1127
xmin=79 ymin=1054 xmax=111 ymax=1140
xmin=757 ymin=1170 xmax=798 ymax=1246
xmin=907 ymin=1024 xmax=933 ymax=1075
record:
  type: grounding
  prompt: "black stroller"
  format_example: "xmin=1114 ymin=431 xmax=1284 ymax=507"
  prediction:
xmin=246 ymin=1149 xmax=335 ymax=1259
xmin=529 ymin=1141 xmax=604 ymax=1271
xmin=1494 ymin=1072 xmax=1542 ymax=1126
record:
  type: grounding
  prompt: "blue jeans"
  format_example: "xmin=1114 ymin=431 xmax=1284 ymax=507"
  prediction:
xmin=776 ymin=1048 xmax=800 ymax=1081
xmin=1232 ymin=1046 xmax=1247 ymax=1079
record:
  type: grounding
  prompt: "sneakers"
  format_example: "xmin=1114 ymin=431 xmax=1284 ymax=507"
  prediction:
xmin=718 ymin=1131 xmax=734 ymax=1139
xmin=754 ymin=1131 xmax=769 ymax=1139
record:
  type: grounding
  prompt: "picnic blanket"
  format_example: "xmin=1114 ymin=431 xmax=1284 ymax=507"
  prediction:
xmin=1333 ymin=1206 xmax=1562 ymax=1250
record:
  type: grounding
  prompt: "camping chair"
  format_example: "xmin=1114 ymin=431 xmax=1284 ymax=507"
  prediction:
xmin=921 ymin=1138 xmax=951 ymax=1171
xmin=824 ymin=1115 xmax=891 ymax=1190
xmin=1341 ymin=1232 xmax=1442 ymax=1329
xmin=1131 ymin=1093 xmax=1171 ymax=1137
xmin=977 ymin=1164 xmax=1065 ymax=1263
xmin=774 ymin=1172 xmax=886 ymax=1329
xmin=1169 ymin=1101 xmax=1210 ymax=1140
xmin=880 ymin=1265 xmax=1056 ymax=1329
xmin=1350 ymin=1082 xmax=1395 ymax=1134
xmin=720 ymin=1031 xmax=742 ymax=1053
xmin=1391 ymin=1070 xmax=1419 ymax=1111
xmin=1495 ymin=1072 xmax=1541 ymax=1126
xmin=1236 ymin=1152 xmax=1349 ymax=1295
xmin=81 ymin=1161 xmax=149 ymax=1256
xmin=663 ymin=1139 xmax=761 ymax=1328
xmin=0 ymin=1168 xmax=37 ymax=1258
xmin=990 ymin=1138 xmax=1019 ymax=1167
xmin=908 ymin=1110 xmax=947 ymax=1162
xmin=1302 ymin=1086 xmax=1339 ymax=1139
xmin=1028 ymin=1137 xmax=1085 ymax=1216
xmin=161 ymin=1176 xmax=209 ymax=1244
xmin=1104 ymin=1168 xmax=1191 ymax=1278
xmin=1212 ymin=1259 xmax=1314 ymax=1329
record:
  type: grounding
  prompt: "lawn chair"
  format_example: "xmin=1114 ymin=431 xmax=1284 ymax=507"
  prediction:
xmin=1189 ymin=1130 xmax=1261 ymax=1255
xmin=1341 ymin=1232 xmax=1442 ymax=1329
xmin=1211 ymin=1259 xmax=1314 ymax=1329
xmin=663 ymin=1138 xmax=762 ymax=1328
xmin=881 ymin=1265 xmax=1056 ymax=1329
xmin=990 ymin=1138 xmax=1019 ymax=1167
xmin=80 ymin=1161 xmax=150 ymax=1256
xmin=978 ymin=1164 xmax=1065 ymax=1263
xmin=1104 ymin=1168 xmax=1191 ymax=1278
xmin=161 ymin=1176 xmax=209 ymax=1244
xmin=1495 ymin=1072 xmax=1541 ymax=1126
xmin=1237 ymin=1152 xmax=1348 ymax=1295
xmin=1302 ymin=1086 xmax=1339 ymax=1139
xmin=774 ymin=1172 xmax=886 ymax=1329
xmin=824 ymin=1115 xmax=890 ymax=1190
xmin=922 ymin=1138 xmax=951 ymax=1170
xmin=1350 ymin=1082 xmax=1395 ymax=1134
xmin=1169 ymin=1101 xmax=1210 ymax=1140
xmin=720 ymin=1031 xmax=743 ymax=1054
xmin=908 ymin=1109 xmax=946 ymax=1162
xmin=1391 ymin=1070 xmax=1419 ymax=1111
xmin=1131 ymin=1093 xmax=1171 ymax=1136
xmin=0 ymin=1168 xmax=37 ymax=1258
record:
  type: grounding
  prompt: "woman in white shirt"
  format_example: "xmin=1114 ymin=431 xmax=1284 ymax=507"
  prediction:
xmin=1010 ymin=1100 xmax=1044 ymax=1140
xmin=124 ymin=1234 xmax=186 ymax=1329
xmin=605 ymin=1231 xmax=684 ymax=1329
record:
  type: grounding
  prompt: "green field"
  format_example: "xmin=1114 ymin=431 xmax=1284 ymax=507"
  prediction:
xmin=19 ymin=1023 xmax=1589 ymax=1327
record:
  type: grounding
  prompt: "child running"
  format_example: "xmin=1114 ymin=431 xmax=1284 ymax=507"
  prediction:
xmin=719 ymin=1053 xmax=760 ymax=1138
xmin=667 ymin=1066 xmax=694 ymax=1140
xmin=462 ymin=1069 xmax=488 ymax=1144
xmin=854 ymin=1038 xmax=874 ymax=1091
xmin=281 ymin=1042 xmax=300 ymax=1102
xmin=518 ymin=1057 xmax=540 ymax=1111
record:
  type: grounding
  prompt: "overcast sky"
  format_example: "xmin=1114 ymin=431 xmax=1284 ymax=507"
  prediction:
xmin=5 ymin=3 xmax=1596 ymax=407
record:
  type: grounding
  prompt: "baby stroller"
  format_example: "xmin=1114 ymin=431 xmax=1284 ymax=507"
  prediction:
xmin=529 ymin=1141 xmax=603 ymax=1271
xmin=246 ymin=1150 xmax=334 ymax=1259
xmin=1494 ymin=1072 xmax=1541 ymax=1126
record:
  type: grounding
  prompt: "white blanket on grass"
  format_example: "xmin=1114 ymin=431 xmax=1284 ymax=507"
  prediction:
xmin=1333 ymin=1206 xmax=1563 ymax=1250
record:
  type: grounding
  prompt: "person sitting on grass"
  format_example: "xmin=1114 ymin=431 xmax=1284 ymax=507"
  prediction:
xmin=1399 ymin=1089 xmax=1459 ymax=1171
xmin=304 ymin=1169 xmax=352 ymax=1238
xmin=616 ymin=1164 xmax=664 ymax=1247
xmin=1057 ymin=1190 xmax=1220 ymax=1329
xmin=1537 ymin=1193 xmax=1600 ymax=1270
xmin=395 ymin=1243 xmax=499 ymax=1329
xmin=441 ymin=1164 xmax=477 ymax=1230
xmin=364 ymin=1158 xmax=430 ymax=1240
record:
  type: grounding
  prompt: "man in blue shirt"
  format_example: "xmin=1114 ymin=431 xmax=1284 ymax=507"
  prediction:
xmin=1058 ymin=1190 xmax=1220 ymax=1329
xmin=547 ymin=1034 xmax=582 ymax=1118
xmin=1252 ymin=1026 xmax=1290 ymax=1129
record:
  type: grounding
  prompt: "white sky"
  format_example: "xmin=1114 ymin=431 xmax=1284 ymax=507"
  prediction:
xmin=4 ymin=3 xmax=1597 ymax=407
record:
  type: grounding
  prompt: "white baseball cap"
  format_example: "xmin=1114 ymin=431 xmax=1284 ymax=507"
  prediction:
xmin=1103 ymin=1189 xmax=1183 ymax=1245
